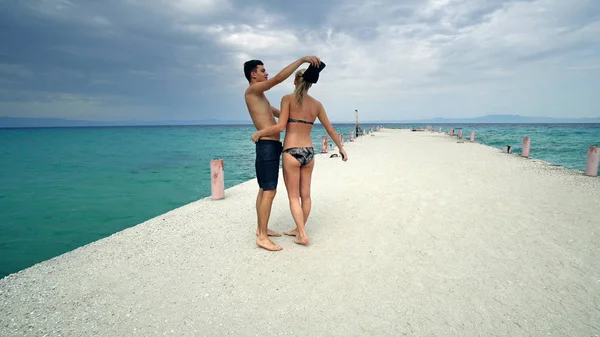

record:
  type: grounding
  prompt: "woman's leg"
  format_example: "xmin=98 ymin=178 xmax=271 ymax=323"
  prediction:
xmin=284 ymin=159 xmax=314 ymax=237
xmin=300 ymin=158 xmax=315 ymax=224
xmin=282 ymin=152 xmax=309 ymax=244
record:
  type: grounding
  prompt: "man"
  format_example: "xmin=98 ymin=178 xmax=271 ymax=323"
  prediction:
xmin=244 ymin=56 xmax=320 ymax=251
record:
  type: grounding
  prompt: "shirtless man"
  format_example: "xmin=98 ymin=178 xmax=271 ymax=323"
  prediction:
xmin=244 ymin=56 xmax=321 ymax=251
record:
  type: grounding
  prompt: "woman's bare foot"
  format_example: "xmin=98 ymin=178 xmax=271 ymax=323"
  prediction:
xmin=294 ymin=232 xmax=309 ymax=245
xmin=256 ymin=237 xmax=283 ymax=251
xmin=256 ymin=229 xmax=281 ymax=237
xmin=283 ymin=228 xmax=298 ymax=236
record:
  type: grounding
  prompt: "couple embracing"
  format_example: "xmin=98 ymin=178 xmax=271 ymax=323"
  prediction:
xmin=243 ymin=56 xmax=348 ymax=251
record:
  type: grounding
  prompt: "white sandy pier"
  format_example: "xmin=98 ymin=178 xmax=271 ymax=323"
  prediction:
xmin=1 ymin=129 xmax=599 ymax=336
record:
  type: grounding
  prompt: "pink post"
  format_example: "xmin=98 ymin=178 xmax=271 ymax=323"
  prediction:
xmin=210 ymin=159 xmax=224 ymax=200
xmin=585 ymin=146 xmax=599 ymax=177
xmin=470 ymin=131 xmax=475 ymax=142
xmin=350 ymin=130 xmax=354 ymax=142
xmin=321 ymin=136 xmax=327 ymax=153
xmin=522 ymin=136 xmax=531 ymax=158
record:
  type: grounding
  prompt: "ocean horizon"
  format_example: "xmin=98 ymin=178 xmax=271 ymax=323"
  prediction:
xmin=1 ymin=122 xmax=598 ymax=279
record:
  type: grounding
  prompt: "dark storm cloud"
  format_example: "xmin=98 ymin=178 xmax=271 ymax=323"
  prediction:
xmin=0 ymin=0 xmax=599 ymax=121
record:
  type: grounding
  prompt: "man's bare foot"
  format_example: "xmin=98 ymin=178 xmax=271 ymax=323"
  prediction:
xmin=294 ymin=233 xmax=309 ymax=245
xmin=256 ymin=237 xmax=283 ymax=251
xmin=283 ymin=228 xmax=298 ymax=236
xmin=256 ymin=229 xmax=281 ymax=237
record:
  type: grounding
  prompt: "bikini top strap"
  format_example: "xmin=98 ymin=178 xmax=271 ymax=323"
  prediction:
xmin=288 ymin=117 xmax=314 ymax=125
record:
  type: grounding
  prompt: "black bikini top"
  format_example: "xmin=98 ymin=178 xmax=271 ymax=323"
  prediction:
xmin=288 ymin=117 xmax=313 ymax=125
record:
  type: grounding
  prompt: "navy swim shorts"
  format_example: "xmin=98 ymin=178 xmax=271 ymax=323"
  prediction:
xmin=255 ymin=139 xmax=282 ymax=190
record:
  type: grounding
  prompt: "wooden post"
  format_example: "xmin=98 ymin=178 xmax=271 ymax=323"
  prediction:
xmin=470 ymin=131 xmax=475 ymax=142
xmin=350 ymin=130 xmax=354 ymax=142
xmin=522 ymin=136 xmax=531 ymax=158
xmin=585 ymin=146 xmax=599 ymax=177
xmin=210 ymin=159 xmax=224 ymax=200
xmin=321 ymin=136 xmax=327 ymax=153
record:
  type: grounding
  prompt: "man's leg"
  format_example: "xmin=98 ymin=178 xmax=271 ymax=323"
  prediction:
xmin=255 ymin=187 xmax=281 ymax=237
xmin=254 ymin=140 xmax=282 ymax=251
xmin=256 ymin=187 xmax=280 ymax=249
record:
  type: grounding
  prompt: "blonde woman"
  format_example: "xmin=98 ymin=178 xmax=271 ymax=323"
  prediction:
xmin=252 ymin=68 xmax=347 ymax=245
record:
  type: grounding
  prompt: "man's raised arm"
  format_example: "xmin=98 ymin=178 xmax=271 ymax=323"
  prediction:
xmin=248 ymin=56 xmax=321 ymax=94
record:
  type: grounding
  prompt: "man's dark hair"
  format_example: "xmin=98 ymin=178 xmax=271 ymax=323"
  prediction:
xmin=244 ymin=60 xmax=263 ymax=82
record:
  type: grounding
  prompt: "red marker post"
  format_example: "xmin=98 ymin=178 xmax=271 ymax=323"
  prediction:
xmin=522 ymin=137 xmax=531 ymax=158
xmin=210 ymin=159 xmax=224 ymax=200
xmin=585 ymin=146 xmax=599 ymax=177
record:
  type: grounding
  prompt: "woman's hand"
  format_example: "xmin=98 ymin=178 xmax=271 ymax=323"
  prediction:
xmin=339 ymin=148 xmax=348 ymax=162
xmin=251 ymin=131 xmax=262 ymax=143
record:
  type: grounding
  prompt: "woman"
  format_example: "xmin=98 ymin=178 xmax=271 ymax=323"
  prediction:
xmin=251 ymin=69 xmax=347 ymax=245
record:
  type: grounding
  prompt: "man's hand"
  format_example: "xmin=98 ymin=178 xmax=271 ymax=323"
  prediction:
xmin=251 ymin=131 xmax=262 ymax=143
xmin=303 ymin=56 xmax=321 ymax=67
xmin=271 ymin=106 xmax=280 ymax=118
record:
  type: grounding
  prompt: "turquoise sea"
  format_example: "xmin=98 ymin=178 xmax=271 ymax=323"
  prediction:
xmin=1 ymin=123 xmax=598 ymax=278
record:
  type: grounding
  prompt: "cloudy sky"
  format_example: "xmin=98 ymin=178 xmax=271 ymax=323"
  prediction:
xmin=1 ymin=0 xmax=599 ymax=122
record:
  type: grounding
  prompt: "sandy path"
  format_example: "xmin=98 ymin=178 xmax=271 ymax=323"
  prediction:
xmin=1 ymin=129 xmax=599 ymax=336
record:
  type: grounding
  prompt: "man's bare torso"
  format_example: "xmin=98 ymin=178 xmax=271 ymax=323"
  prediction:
xmin=245 ymin=88 xmax=280 ymax=141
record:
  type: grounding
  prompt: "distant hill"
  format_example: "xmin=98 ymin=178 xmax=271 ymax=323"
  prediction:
xmin=1 ymin=115 xmax=599 ymax=128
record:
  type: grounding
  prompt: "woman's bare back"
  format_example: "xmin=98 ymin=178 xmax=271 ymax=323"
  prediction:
xmin=282 ymin=93 xmax=321 ymax=149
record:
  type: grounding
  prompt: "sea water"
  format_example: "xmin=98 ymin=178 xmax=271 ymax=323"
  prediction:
xmin=1 ymin=123 xmax=598 ymax=278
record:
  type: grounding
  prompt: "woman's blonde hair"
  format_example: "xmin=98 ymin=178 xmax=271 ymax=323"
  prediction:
xmin=293 ymin=69 xmax=312 ymax=106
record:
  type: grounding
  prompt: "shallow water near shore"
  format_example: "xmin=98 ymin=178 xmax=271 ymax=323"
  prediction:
xmin=0 ymin=123 xmax=598 ymax=278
